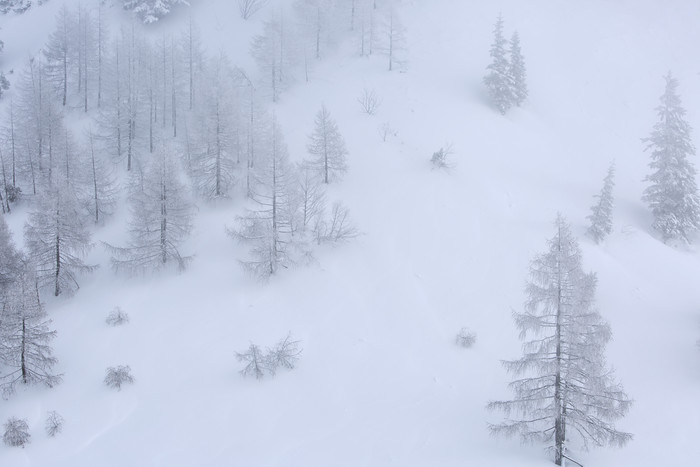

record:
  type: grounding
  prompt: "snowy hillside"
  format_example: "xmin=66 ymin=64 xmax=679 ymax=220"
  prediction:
xmin=1 ymin=0 xmax=700 ymax=466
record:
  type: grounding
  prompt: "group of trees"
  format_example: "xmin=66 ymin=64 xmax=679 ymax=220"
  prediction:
xmin=483 ymin=14 xmax=528 ymax=115
xmin=250 ymin=0 xmax=407 ymax=102
xmin=583 ymin=73 xmax=700 ymax=246
xmin=230 ymin=105 xmax=356 ymax=280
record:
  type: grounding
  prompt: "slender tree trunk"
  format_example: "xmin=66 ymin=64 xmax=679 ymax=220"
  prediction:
xmin=21 ymin=318 xmax=27 ymax=383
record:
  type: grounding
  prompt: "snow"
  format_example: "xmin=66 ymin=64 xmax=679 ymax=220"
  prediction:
xmin=2 ymin=0 xmax=700 ymax=465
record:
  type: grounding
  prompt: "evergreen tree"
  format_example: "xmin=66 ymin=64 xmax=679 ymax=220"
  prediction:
xmin=306 ymin=105 xmax=348 ymax=184
xmin=508 ymin=31 xmax=527 ymax=107
xmin=587 ymin=162 xmax=616 ymax=244
xmin=642 ymin=73 xmax=700 ymax=244
xmin=0 ymin=262 xmax=62 ymax=398
xmin=483 ymin=14 xmax=512 ymax=115
xmin=489 ymin=215 xmax=632 ymax=465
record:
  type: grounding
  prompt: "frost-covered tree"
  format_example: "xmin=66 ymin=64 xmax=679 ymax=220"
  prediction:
xmin=24 ymin=184 xmax=96 ymax=297
xmin=230 ymin=118 xmax=294 ymax=279
xmin=0 ymin=215 xmax=21 ymax=291
xmin=122 ymin=0 xmax=188 ymax=24
xmin=83 ymin=130 xmax=119 ymax=225
xmin=190 ymin=54 xmax=240 ymax=199
xmin=108 ymin=142 xmax=194 ymax=274
xmin=236 ymin=344 xmax=267 ymax=379
xmin=642 ymin=73 xmax=700 ymax=244
xmin=483 ymin=14 xmax=512 ymax=115
xmin=250 ymin=14 xmax=298 ymax=103
xmin=0 ymin=263 xmax=62 ymax=398
xmin=587 ymin=163 xmax=615 ymax=244
xmin=383 ymin=6 xmax=407 ymax=72
xmin=488 ymin=215 xmax=632 ymax=465
xmin=238 ymin=0 xmax=270 ymax=20
xmin=43 ymin=4 xmax=74 ymax=107
xmin=306 ymin=105 xmax=348 ymax=184
xmin=508 ymin=30 xmax=527 ymax=107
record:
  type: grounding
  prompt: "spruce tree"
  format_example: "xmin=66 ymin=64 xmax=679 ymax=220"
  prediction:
xmin=587 ymin=162 xmax=616 ymax=244
xmin=508 ymin=31 xmax=527 ymax=107
xmin=642 ymin=73 xmax=700 ymax=244
xmin=489 ymin=215 xmax=632 ymax=465
xmin=483 ymin=14 xmax=512 ymax=115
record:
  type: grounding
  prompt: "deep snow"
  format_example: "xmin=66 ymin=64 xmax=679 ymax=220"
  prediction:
xmin=1 ymin=0 xmax=700 ymax=465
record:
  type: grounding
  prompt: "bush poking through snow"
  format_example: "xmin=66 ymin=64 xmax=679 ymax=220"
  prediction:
xmin=266 ymin=334 xmax=303 ymax=374
xmin=431 ymin=144 xmax=454 ymax=169
xmin=104 ymin=366 xmax=135 ymax=391
xmin=45 ymin=411 xmax=64 ymax=438
xmin=3 ymin=417 xmax=30 ymax=447
xmin=236 ymin=344 xmax=268 ymax=379
xmin=358 ymin=88 xmax=381 ymax=115
xmin=105 ymin=307 xmax=130 ymax=327
xmin=456 ymin=328 xmax=476 ymax=348
xmin=237 ymin=334 xmax=303 ymax=379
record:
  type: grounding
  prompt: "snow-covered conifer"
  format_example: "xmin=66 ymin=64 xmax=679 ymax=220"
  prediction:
xmin=483 ymin=14 xmax=512 ymax=115
xmin=587 ymin=162 xmax=615 ymax=244
xmin=508 ymin=30 xmax=527 ymax=107
xmin=306 ymin=105 xmax=348 ymax=184
xmin=642 ymin=73 xmax=700 ymax=244
xmin=488 ymin=215 xmax=632 ymax=465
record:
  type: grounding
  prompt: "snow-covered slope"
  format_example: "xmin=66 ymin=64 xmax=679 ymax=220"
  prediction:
xmin=1 ymin=0 xmax=700 ymax=466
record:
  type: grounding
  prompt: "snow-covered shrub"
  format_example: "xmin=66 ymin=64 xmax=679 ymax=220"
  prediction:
xmin=3 ymin=417 xmax=30 ymax=447
xmin=106 ymin=307 xmax=130 ymax=327
xmin=237 ymin=334 xmax=303 ymax=379
xmin=431 ymin=144 xmax=454 ymax=169
xmin=236 ymin=344 xmax=268 ymax=379
xmin=266 ymin=334 xmax=303 ymax=374
xmin=104 ymin=365 xmax=135 ymax=391
xmin=45 ymin=411 xmax=64 ymax=438
xmin=455 ymin=328 xmax=476 ymax=348
xmin=357 ymin=88 xmax=381 ymax=115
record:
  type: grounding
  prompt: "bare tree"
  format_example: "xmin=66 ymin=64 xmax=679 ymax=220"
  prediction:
xmin=357 ymin=88 xmax=381 ymax=115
